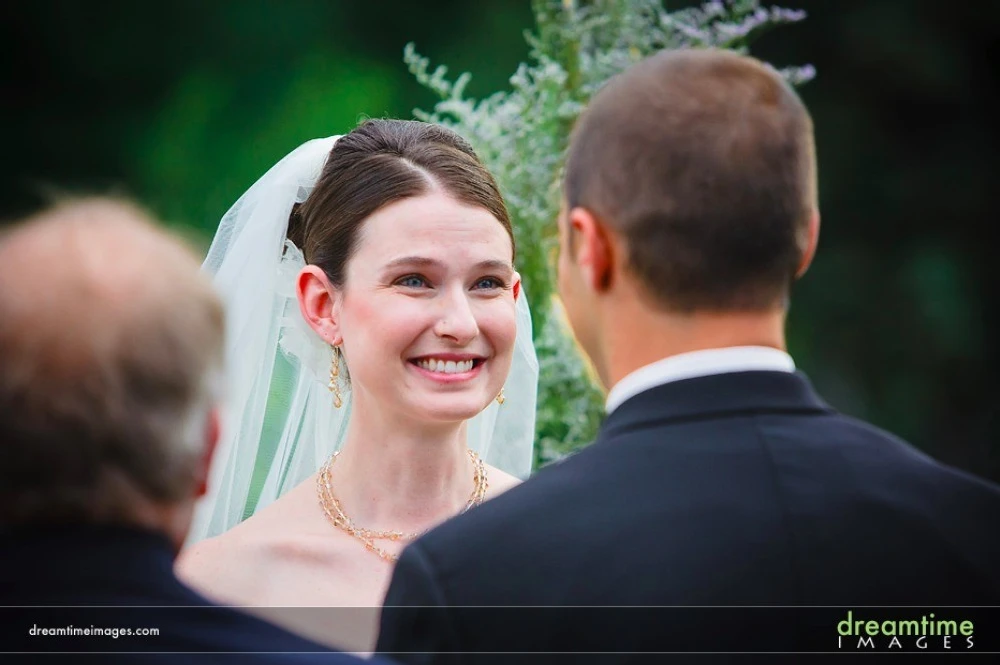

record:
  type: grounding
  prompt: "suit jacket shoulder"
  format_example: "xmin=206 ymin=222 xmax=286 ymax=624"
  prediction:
xmin=388 ymin=371 xmax=1000 ymax=607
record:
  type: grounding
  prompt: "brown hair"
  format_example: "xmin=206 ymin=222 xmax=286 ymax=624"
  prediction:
xmin=288 ymin=119 xmax=514 ymax=285
xmin=565 ymin=48 xmax=817 ymax=311
xmin=0 ymin=198 xmax=224 ymax=525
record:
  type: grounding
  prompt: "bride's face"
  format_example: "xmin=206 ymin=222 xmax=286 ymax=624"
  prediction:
xmin=335 ymin=191 xmax=519 ymax=423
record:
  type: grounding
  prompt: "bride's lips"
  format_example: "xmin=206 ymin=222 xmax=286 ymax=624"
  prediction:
xmin=407 ymin=353 xmax=486 ymax=384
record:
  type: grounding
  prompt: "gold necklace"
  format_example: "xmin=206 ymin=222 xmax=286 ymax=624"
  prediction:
xmin=316 ymin=448 xmax=488 ymax=563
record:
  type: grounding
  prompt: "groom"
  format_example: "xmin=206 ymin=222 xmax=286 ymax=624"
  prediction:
xmin=377 ymin=49 xmax=1000 ymax=661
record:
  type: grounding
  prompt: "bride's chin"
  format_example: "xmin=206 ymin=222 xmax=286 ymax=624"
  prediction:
xmin=410 ymin=395 xmax=491 ymax=424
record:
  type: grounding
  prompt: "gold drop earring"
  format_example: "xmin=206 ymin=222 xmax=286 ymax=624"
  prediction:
xmin=328 ymin=345 xmax=343 ymax=409
xmin=496 ymin=387 xmax=506 ymax=405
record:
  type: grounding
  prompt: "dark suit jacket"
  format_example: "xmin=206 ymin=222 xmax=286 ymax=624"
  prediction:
xmin=0 ymin=524 xmax=373 ymax=664
xmin=377 ymin=371 xmax=1000 ymax=663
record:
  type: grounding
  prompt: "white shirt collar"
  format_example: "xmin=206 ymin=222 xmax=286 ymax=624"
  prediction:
xmin=605 ymin=346 xmax=795 ymax=415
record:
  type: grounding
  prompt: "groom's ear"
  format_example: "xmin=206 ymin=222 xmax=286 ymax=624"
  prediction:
xmin=568 ymin=207 xmax=614 ymax=294
xmin=296 ymin=265 xmax=343 ymax=345
xmin=795 ymin=209 xmax=820 ymax=278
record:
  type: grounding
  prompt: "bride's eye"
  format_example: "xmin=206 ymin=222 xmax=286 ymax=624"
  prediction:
xmin=395 ymin=274 xmax=429 ymax=289
xmin=473 ymin=276 xmax=506 ymax=290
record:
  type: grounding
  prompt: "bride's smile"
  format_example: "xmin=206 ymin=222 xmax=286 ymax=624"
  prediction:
xmin=408 ymin=353 xmax=487 ymax=381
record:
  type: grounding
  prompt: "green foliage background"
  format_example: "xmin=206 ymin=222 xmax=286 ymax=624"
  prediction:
xmin=2 ymin=0 xmax=997 ymax=481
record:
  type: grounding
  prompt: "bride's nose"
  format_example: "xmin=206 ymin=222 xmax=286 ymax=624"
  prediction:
xmin=432 ymin=287 xmax=479 ymax=344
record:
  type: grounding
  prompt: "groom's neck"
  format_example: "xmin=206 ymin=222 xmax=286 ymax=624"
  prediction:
xmin=599 ymin=296 xmax=788 ymax=391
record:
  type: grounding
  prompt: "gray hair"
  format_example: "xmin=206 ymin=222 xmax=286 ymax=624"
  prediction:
xmin=0 ymin=197 xmax=225 ymax=525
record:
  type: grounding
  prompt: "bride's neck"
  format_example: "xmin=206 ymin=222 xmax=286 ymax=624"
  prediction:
xmin=328 ymin=399 xmax=475 ymax=533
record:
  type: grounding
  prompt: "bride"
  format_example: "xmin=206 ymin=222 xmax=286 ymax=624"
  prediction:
xmin=177 ymin=120 xmax=537 ymax=643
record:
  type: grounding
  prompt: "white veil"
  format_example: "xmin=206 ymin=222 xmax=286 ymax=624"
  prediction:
xmin=187 ymin=135 xmax=538 ymax=544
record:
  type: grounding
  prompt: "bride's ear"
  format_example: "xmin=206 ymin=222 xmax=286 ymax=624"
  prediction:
xmin=296 ymin=265 xmax=343 ymax=345
xmin=512 ymin=271 xmax=522 ymax=301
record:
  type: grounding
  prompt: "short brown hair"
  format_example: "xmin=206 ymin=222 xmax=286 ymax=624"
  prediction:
xmin=289 ymin=119 xmax=514 ymax=286
xmin=565 ymin=48 xmax=817 ymax=311
xmin=0 ymin=198 xmax=225 ymax=525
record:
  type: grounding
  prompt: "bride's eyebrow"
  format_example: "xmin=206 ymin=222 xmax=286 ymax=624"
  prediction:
xmin=381 ymin=256 xmax=513 ymax=274
xmin=382 ymin=256 xmax=441 ymax=272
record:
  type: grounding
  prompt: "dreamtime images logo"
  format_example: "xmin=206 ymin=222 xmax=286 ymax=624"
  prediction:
xmin=837 ymin=610 xmax=975 ymax=651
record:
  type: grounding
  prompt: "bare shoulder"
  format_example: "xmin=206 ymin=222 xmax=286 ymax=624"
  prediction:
xmin=176 ymin=488 xmax=312 ymax=603
xmin=175 ymin=522 xmax=269 ymax=604
xmin=176 ymin=479 xmax=365 ymax=606
xmin=485 ymin=463 xmax=522 ymax=498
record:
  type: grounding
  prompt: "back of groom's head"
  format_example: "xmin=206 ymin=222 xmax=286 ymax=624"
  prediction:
xmin=0 ymin=198 xmax=223 ymax=545
xmin=565 ymin=48 xmax=817 ymax=311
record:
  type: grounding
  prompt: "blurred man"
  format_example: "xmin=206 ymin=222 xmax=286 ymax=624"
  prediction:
xmin=377 ymin=49 xmax=1000 ymax=662
xmin=0 ymin=198 xmax=373 ymax=662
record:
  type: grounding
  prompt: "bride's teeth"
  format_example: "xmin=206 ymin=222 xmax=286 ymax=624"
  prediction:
xmin=416 ymin=358 xmax=476 ymax=373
